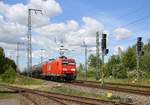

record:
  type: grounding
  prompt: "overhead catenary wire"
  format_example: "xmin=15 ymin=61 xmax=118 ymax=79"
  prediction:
xmin=120 ymin=14 xmax=150 ymax=28
xmin=117 ymin=2 xmax=150 ymax=19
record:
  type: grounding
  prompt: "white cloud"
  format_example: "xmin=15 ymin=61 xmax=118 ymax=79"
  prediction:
xmin=34 ymin=17 xmax=104 ymax=53
xmin=0 ymin=0 xmax=62 ymax=50
xmin=0 ymin=18 xmax=26 ymax=44
xmin=114 ymin=27 xmax=132 ymax=40
xmin=0 ymin=0 xmax=62 ymax=26
xmin=0 ymin=0 xmax=106 ymax=66
xmin=32 ymin=49 xmax=51 ymax=58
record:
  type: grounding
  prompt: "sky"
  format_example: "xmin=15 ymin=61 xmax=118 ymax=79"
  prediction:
xmin=0 ymin=0 xmax=150 ymax=70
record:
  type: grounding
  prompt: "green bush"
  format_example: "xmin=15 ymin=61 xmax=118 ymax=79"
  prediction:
xmin=112 ymin=64 xmax=127 ymax=79
xmin=1 ymin=65 xmax=16 ymax=83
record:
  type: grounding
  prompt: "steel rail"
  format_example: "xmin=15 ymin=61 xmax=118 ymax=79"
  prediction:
xmin=0 ymin=84 xmax=136 ymax=105
xmin=76 ymin=80 xmax=150 ymax=89
xmin=73 ymin=81 xmax=150 ymax=96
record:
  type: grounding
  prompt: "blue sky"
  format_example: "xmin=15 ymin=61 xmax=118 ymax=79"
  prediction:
xmin=0 ymin=0 xmax=150 ymax=70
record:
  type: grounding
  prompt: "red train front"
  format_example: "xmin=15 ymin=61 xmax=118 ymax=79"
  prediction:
xmin=41 ymin=56 xmax=77 ymax=81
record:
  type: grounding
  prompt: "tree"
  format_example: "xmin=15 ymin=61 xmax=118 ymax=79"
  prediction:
xmin=0 ymin=47 xmax=5 ymax=74
xmin=0 ymin=47 xmax=17 ymax=76
xmin=122 ymin=47 xmax=136 ymax=71
xmin=1 ymin=64 xmax=16 ymax=83
xmin=4 ymin=57 xmax=17 ymax=72
xmin=112 ymin=64 xmax=127 ymax=79
xmin=88 ymin=54 xmax=102 ymax=69
xmin=140 ymin=40 xmax=150 ymax=78
xmin=105 ymin=55 xmax=122 ymax=77
xmin=77 ymin=63 xmax=84 ymax=72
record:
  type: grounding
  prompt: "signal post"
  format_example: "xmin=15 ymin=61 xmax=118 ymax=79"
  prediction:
xmin=136 ymin=37 xmax=144 ymax=81
xmin=101 ymin=33 xmax=109 ymax=86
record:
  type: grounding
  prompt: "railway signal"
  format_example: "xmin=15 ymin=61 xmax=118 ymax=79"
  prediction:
xmin=137 ymin=37 xmax=144 ymax=56
xmin=101 ymin=34 xmax=109 ymax=55
xmin=136 ymin=37 xmax=144 ymax=81
xmin=101 ymin=33 xmax=109 ymax=85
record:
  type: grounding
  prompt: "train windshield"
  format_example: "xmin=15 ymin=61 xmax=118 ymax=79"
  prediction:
xmin=68 ymin=62 xmax=76 ymax=66
xmin=62 ymin=61 xmax=68 ymax=66
xmin=62 ymin=61 xmax=76 ymax=66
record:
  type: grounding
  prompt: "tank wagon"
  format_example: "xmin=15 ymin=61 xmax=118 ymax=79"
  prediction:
xmin=32 ymin=56 xmax=77 ymax=81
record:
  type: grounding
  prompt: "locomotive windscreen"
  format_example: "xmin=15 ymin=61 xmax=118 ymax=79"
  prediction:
xmin=62 ymin=61 xmax=68 ymax=66
xmin=62 ymin=60 xmax=76 ymax=66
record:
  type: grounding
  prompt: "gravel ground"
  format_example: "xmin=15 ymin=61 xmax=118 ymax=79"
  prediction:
xmin=64 ymin=83 xmax=150 ymax=105
xmin=1 ymin=81 xmax=149 ymax=105
xmin=0 ymin=99 xmax=20 ymax=105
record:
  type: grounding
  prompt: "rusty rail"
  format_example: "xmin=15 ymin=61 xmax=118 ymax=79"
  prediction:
xmin=73 ymin=80 xmax=150 ymax=96
xmin=0 ymin=84 xmax=136 ymax=105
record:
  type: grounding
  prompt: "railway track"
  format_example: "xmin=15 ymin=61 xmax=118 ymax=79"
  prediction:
xmin=0 ymin=84 xmax=136 ymax=105
xmin=76 ymin=80 xmax=150 ymax=89
xmin=73 ymin=80 xmax=150 ymax=96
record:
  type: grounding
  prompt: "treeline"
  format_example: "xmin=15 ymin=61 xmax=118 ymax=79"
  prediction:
xmin=78 ymin=40 xmax=150 ymax=79
xmin=0 ymin=47 xmax=17 ymax=83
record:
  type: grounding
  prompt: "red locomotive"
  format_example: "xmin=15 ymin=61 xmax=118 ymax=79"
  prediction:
xmin=33 ymin=56 xmax=77 ymax=81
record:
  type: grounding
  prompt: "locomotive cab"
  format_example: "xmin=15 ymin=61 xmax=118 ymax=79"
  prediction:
xmin=61 ymin=58 xmax=77 ymax=81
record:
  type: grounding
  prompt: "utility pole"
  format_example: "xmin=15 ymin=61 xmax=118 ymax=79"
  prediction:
xmin=40 ymin=49 xmax=45 ymax=64
xmin=16 ymin=42 xmax=19 ymax=68
xmin=136 ymin=37 xmax=144 ymax=81
xmin=27 ymin=9 xmax=42 ymax=78
xmin=82 ymin=41 xmax=88 ymax=80
xmin=96 ymin=32 xmax=100 ymax=80
xmin=101 ymin=33 xmax=109 ymax=86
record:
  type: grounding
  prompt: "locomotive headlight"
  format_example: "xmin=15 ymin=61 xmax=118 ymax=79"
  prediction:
xmin=71 ymin=68 xmax=75 ymax=71
xmin=63 ymin=68 xmax=67 ymax=71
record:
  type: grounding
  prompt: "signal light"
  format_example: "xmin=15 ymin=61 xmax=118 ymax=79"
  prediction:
xmin=102 ymin=34 xmax=107 ymax=39
xmin=101 ymin=34 xmax=107 ymax=51
xmin=137 ymin=37 xmax=142 ymax=42
xmin=105 ymin=49 xmax=109 ymax=55
xmin=141 ymin=51 xmax=144 ymax=56
xmin=137 ymin=37 xmax=144 ymax=56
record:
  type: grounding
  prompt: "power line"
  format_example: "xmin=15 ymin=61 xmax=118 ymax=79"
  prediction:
xmin=120 ymin=14 xmax=150 ymax=28
xmin=118 ymin=3 xmax=150 ymax=19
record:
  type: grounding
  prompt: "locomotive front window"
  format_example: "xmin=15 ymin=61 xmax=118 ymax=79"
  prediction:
xmin=68 ymin=62 xmax=76 ymax=66
xmin=62 ymin=61 xmax=68 ymax=66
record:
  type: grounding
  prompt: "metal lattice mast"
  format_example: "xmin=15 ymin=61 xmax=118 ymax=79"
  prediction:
xmin=16 ymin=42 xmax=19 ymax=68
xmin=16 ymin=42 xmax=24 ymax=72
xmin=85 ymin=44 xmax=88 ymax=80
xmin=40 ymin=49 xmax=45 ymax=64
xmin=82 ymin=41 xmax=88 ymax=80
xmin=96 ymin=32 xmax=100 ymax=80
xmin=27 ymin=9 xmax=31 ymax=78
xmin=27 ymin=9 xmax=42 ymax=78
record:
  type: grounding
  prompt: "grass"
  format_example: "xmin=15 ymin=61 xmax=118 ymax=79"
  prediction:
xmin=0 ymin=74 xmax=43 ymax=86
xmin=77 ymin=71 xmax=150 ymax=86
xmin=40 ymin=85 xmax=120 ymax=101
xmin=0 ymin=93 xmax=16 ymax=99
xmin=14 ymin=75 xmax=43 ymax=85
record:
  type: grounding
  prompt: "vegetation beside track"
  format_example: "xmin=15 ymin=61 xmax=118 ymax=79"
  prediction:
xmin=77 ymin=40 xmax=150 ymax=85
xmin=0 ymin=75 xmax=43 ymax=86
xmin=0 ymin=92 xmax=16 ymax=99
xmin=39 ymin=85 xmax=121 ymax=101
xmin=77 ymin=72 xmax=150 ymax=86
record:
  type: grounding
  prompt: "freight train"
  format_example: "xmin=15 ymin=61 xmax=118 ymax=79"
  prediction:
xmin=32 ymin=56 xmax=77 ymax=81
